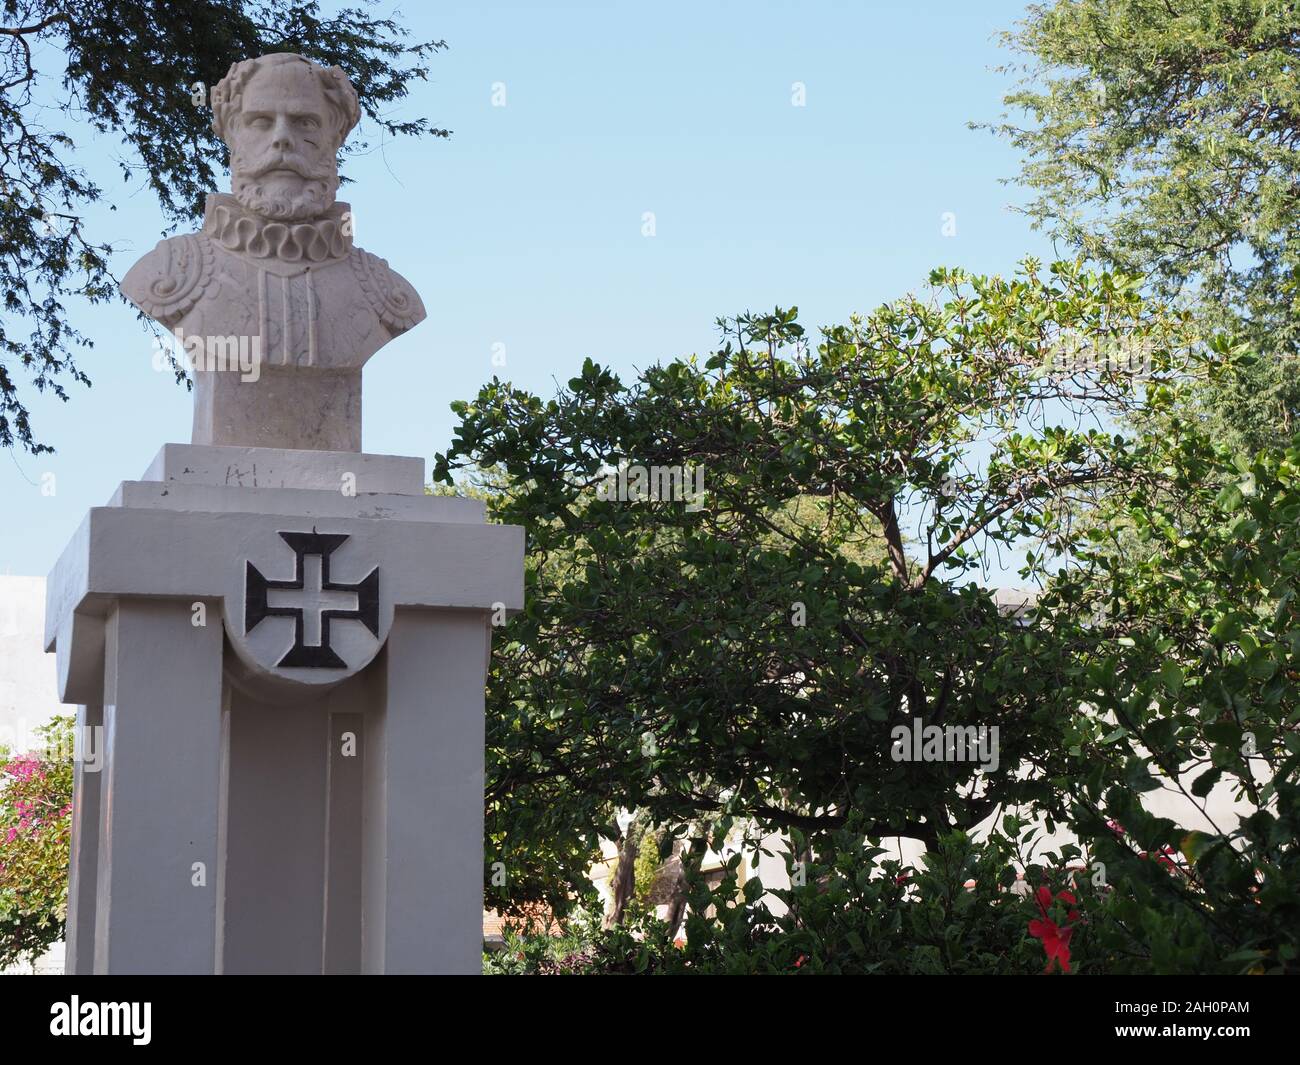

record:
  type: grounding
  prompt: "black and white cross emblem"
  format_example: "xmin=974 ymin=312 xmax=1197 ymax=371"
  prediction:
xmin=245 ymin=532 xmax=380 ymax=668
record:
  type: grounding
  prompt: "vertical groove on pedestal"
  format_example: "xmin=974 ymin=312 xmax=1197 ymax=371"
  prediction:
xmin=322 ymin=710 xmax=364 ymax=973
xmin=65 ymin=702 xmax=103 ymax=974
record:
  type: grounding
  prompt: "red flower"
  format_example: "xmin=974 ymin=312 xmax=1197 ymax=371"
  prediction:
xmin=1054 ymin=889 xmax=1081 ymax=922
xmin=1110 ymin=817 xmax=1181 ymax=873
xmin=1135 ymin=843 xmax=1180 ymax=871
xmin=1029 ymin=886 xmax=1079 ymax=974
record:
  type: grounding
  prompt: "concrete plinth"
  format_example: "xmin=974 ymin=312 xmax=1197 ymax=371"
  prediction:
xmin=47 ymin=444 xmax=522 ymax=974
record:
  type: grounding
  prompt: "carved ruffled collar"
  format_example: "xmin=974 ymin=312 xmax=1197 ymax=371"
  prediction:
xmin=202 ymin=193 xmax=353 ymax=264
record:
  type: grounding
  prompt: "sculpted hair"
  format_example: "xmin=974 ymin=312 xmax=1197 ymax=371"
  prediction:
xmin=210 ymin=53 xmax=361 ymax=147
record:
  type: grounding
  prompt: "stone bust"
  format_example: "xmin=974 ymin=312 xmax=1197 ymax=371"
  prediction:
xmin=122 ymin=53 xmax=426 ymax=451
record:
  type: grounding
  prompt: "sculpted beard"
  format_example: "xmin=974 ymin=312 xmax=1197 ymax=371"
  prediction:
xmin=230 ymin=141 xmax=339 ymax=222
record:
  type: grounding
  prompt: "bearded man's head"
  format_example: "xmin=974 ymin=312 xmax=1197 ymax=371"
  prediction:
xmin=211 ymin=53 xmax=360 ymax=222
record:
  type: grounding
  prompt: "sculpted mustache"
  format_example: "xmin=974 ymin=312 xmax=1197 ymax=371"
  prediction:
xmin=235 ymin=154 xmax=335 ymax=180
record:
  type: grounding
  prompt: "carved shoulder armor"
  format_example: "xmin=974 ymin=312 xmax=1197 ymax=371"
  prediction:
xmin=120 ymin=234 xmax=215 ymax=327
xmin=350 ymin=249 xmax=426 ymax=335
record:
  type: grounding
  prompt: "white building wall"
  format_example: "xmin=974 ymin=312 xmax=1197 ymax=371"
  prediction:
xmin=0 ymin=574 xmax=62 ymax=754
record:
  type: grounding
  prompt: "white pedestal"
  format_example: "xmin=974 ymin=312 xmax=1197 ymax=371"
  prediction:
xmin=47 ymin=445 xmax=522 ymax=974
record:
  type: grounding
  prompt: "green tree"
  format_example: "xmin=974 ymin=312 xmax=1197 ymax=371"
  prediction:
xmin=988 ymin=0 xmax=1300 ymax=454
xmin=443 ymin=259 xmax=1203 ymax=917
xmin=0 ymin=0 xmax=446 ymax=454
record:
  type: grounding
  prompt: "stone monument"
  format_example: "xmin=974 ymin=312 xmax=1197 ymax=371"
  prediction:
xmin=46 ymin=53 xmax=522 ymax=974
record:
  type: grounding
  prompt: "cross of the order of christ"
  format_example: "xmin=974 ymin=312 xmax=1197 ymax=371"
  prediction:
xmin=245 ymin=531 xmax=380 ymax=668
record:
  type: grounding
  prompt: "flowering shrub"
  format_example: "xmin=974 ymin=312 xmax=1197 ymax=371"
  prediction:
xmin=1043 ymin=429 xmax=1300 ymax=974
xmin=485 ymin=830 xmax=1111 ymax=975
xmin=0 ymin=716 xmax=74 ymax=969
xmin=1029 ymin=886 xmax=1080 ymax=973
xmin=668 ymin=828 xmax=1111 ymax=975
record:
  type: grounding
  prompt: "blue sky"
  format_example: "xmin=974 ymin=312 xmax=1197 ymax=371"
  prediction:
xmin=1 ymin=0 xmax=1055 ymax=578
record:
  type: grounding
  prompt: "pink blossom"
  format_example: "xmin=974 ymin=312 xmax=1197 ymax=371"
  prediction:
xmin=3 ymin=754 xmax=41 ymax=782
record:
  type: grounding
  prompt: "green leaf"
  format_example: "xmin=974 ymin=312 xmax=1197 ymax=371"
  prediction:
xmin=1215 ymin=483 xmax=1243 ymax=512
xmin=1190 ymin=767 xmax=1222 ymax=798
xmin=1159 ymin=660 xmax=1184 ymax=695
xmin=1179 ymin=831 xmax=1218 ymax=864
